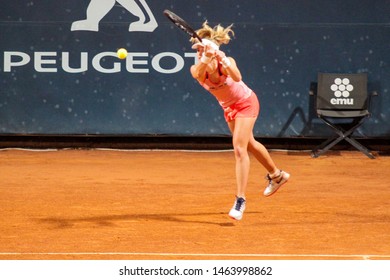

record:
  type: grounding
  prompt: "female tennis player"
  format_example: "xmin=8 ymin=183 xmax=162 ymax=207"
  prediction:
xmin=190 ymin=22 xmax=290 ymax=220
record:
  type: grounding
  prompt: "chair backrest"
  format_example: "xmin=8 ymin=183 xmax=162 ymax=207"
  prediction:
xmin=316 ymin=73 xmax=369 ymax=117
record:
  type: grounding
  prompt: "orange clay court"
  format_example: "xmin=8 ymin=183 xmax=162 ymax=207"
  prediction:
xmin=0 ymin=148 xmax=389 ymax=260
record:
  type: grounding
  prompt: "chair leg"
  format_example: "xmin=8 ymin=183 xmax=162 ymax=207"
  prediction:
xmin=311 ymin=116 xmax=375 ymax=159
xmin=311 ymin=117 xmax=347 ymax=157
xmin=313 ymin=136 xmax=338 ymax=150
xmin=343 ymin=137 xmax=375 ymax=159
xmin=311 ymin=135 xmax=344 ymax=158
xmin=338 ymin=120 xmax=375 ymax=159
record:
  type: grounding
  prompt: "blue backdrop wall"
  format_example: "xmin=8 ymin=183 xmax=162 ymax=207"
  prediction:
xmin=1 ymin=0 xmax=390 ymax=137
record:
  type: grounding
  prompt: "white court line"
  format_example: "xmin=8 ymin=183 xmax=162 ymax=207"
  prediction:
xmin=0 ymin=147 xmax=305 ymax=153
xmin=0 ymin=147 xmax=235 ymax=153
xmin=1 ymin=252 xmax=390 ymax=260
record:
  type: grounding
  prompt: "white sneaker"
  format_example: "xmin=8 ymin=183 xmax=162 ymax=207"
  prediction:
xmin=263 ymin=170 xmax=290 ymax=196
xmin=228 ymin=196 xmax=246 ymax=221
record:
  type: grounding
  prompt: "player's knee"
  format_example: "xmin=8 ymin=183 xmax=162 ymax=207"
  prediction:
xmin=233 ymin=144 xmax=248 ymax=161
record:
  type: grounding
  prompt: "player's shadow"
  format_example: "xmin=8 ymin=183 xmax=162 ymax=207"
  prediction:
xmin=37 ymin=211 xmax=263 ymax=228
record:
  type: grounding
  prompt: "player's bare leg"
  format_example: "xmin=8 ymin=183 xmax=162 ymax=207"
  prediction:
xmin=247 ymin=135 xmax=278 ymax=174
xmin=248 ymin=135 xmax=290 ymax=196
xmin=227 ymin=117 xmax=256 ymax=220
xmin=228 ymin=117 xmax=256 ymax=198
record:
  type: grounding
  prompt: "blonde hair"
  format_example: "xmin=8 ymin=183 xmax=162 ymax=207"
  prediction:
xmin=190 ymin=21 xmax=234 ymax=46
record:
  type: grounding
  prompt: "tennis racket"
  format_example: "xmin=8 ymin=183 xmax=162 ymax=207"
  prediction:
xmin=163 ymin=9 xmax=202 ymax=43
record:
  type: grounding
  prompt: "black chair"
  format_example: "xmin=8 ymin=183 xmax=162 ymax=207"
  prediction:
xmin=311 ymin=73 xmax=375 ymax=159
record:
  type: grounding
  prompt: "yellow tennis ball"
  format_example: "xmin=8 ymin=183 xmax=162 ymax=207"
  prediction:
xmin=117 ymin=48 xmax=128 ymax=59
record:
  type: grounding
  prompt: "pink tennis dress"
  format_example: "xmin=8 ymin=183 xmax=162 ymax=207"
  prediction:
xmin=200 ymin=74 xmax=260 ymax=122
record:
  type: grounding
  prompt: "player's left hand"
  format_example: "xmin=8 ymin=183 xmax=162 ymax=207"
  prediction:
xmin=215 ymin=50 xmax=226 ymax=61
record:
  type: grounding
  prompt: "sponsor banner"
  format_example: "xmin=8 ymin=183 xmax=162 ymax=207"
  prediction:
xmin=1 ymin=1 xmax=390 ymax=136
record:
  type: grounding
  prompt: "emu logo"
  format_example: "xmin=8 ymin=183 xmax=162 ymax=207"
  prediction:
xmin=71 ymin=0 xmax=158 ymax=32
xmin=330 ymin=78 xmax=354 ymax=105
